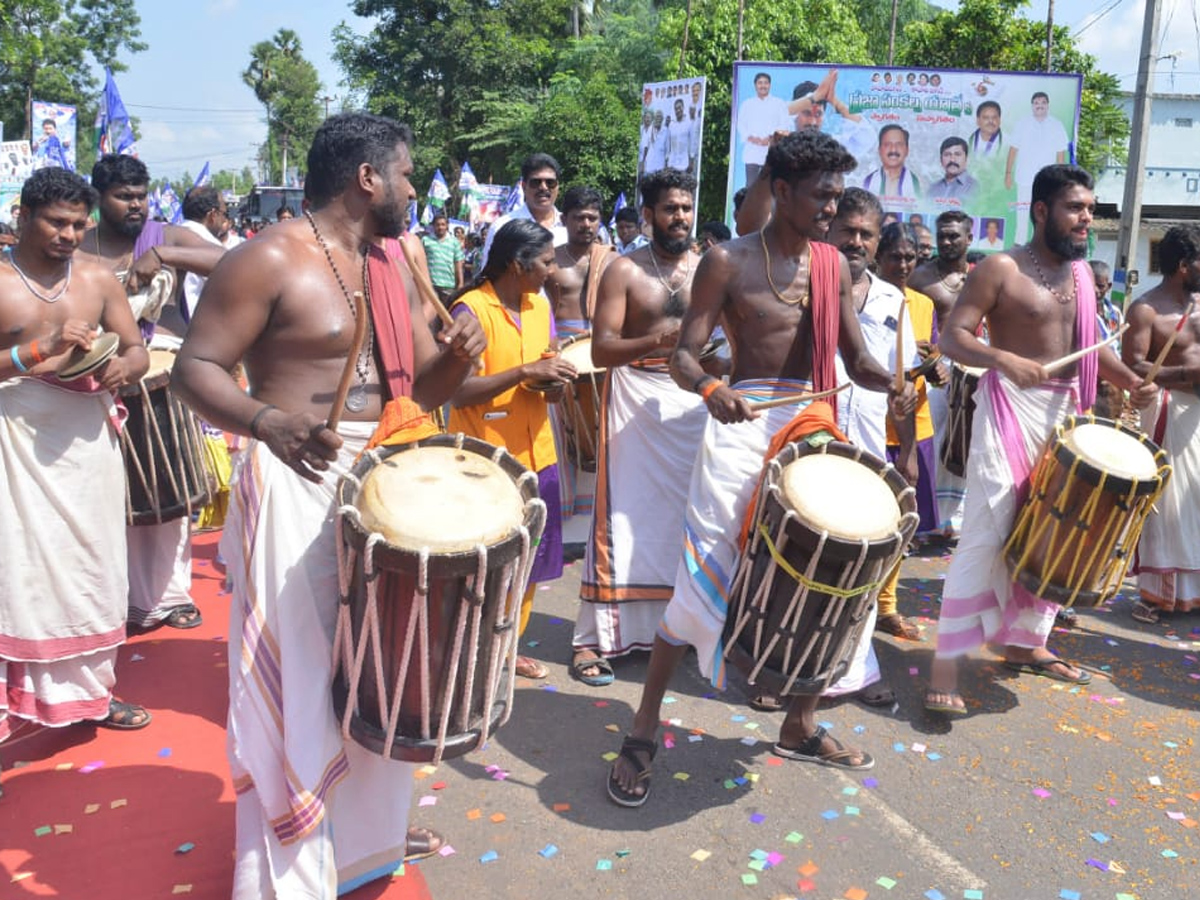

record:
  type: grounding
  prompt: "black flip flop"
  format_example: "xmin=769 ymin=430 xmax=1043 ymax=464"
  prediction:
xmin=570 ymin=654 xmax=614 ymax=686
xmin=98 ymin=699 xmax=152 ymax=730
xmin=773 ymin=725 xmax=874 ymax=770
xmin=606 ymin=736 xmax=657 ymax=807
xmin=165 ymin=603 xmax=203 ymax=630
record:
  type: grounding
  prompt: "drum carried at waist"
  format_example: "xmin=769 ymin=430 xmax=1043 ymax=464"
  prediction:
xmin=555 ymin=333 xmax=605 ymax=473
xmin=939 ymin=363 xmax=986 ymax=478
xmin=332 ymin=433 xmax=547 ymax=764
xmin=118 ymin=348 xmax=215 ymax=525
xmin=1004 ymin=414 xmax=1170 ymax=607
xmin=724 ymin=441 xmax=919 ymax=696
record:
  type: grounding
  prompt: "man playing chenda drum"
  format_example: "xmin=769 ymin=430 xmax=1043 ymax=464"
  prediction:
xmin=1122 ymin=224 xmax=1200 ymax=625
xmin=607 ymin=131 xmax=915 ymax=807
xmin=925 ymin=165 xmax=1154 ymax=718
xmin=172 ymin=113 xmax=484 ymax=899
xmin=1 ymin=168 xmax=151 ymax=745
xmin=572 ymin=168 xmax=712 ymax=687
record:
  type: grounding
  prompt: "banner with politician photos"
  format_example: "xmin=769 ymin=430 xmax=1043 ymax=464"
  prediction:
xmin=638 ymin=77 xmax=706 ymax=206
xmin=30 ymin=101 xmax=78 ymax=173
xmin=726 ymin=63 xmax=1083 ymax=251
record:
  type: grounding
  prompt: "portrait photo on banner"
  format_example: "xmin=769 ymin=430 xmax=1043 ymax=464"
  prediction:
xmin=637 ymin=76 xmax=706 ymax=207
xmin=726 ymin=63 xmax=1082 ymax=251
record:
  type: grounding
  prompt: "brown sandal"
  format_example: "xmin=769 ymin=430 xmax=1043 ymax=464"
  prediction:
xmin=875 ymin=613 xmax=922 ymax=640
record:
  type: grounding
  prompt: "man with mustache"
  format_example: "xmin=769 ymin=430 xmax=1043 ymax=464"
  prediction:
xmin=970 ymin=101 xmax=1004 ymax=160
xmin=861 ymin=125 xmax=920 ymax=200
xmin=573 ymin=168 xmax=710 ymax=688
xmin=481 ymin=152 xmax=567 ymax=269
xmin=607 ymin=132 xmax=915 ymax=807
xmin=1 ymin=167 xmax=150 ymax=744
xmin=926 ymin=165 xmax=1154 ymax=717
xmin=927 ymin=137 xmax=978 ymax=205
xmin=546 ymin=186 xmax=612 ymax=336
xmin=173 ymin=112 xmax=484 ymax=897
xmin=1122 ymin=225 xmax=1200 ymax=625
xmin=82 ymin=155 xmax=225 ymax=635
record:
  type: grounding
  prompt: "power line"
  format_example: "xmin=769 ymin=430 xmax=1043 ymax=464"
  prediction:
xmin=126 ymin=102 xmax=262 ymax=114
xmin=1073 ymin=0 xmax=1129 ymax=38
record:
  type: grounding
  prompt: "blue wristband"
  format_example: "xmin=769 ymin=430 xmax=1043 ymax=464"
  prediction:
xmin=10 ymin=344 xmax=27 ymax=373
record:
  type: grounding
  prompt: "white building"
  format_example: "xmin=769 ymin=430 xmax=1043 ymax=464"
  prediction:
xmin=1092 ymin=92 xmax=1200 ymax=289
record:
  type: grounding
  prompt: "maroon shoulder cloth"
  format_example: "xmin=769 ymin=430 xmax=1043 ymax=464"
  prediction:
xmin=369 ymin=239 xmax=416 ymax=400
xmin=807 ymin=240 xmax=841 ymax=400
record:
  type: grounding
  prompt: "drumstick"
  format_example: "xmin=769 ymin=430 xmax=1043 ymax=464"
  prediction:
xmin=894 ymin=295 xmax=907 ymax=393
xmin=1143 ymin=297 xmax=1195 ymax=385
xmin=396 ymin=236 xmax=456 ymax=329
xmin=747 ymin=381 xmax=851 ymax=411
xmin=1041 ymin=324 xmax=1128 ymax=376
xmin=327 ymin=289 xmax=368 ymax=432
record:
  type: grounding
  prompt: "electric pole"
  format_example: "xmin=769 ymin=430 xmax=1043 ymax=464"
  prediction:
xmin=889 ymin=0 xmax=899 ymax=65
xmin=1114 ymin=0 xmax=1163 ymax=305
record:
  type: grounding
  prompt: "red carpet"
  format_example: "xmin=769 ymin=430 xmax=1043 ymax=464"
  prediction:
xmin=1 ymin=530 xmax=430 ymax=900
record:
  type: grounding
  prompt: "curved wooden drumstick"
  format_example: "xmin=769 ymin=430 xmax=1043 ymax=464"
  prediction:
xmin=396 ymin=236 xmax=456 ymax=329
xmin=1042 ymin=324 xmax=1128 ymax=376
xmin=747 ymin=381 xmax=851 ymax=411
xmin=894 ymin=295 xmax=907 ymax=393
xmin=327 ymin=289 xmax=368 ymax=432
xmin=1143 ymin=298 xmax=1195 ymax=385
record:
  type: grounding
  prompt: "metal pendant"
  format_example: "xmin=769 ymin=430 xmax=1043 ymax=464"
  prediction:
xmin=344 ymin=384 xmax=368 ymax=413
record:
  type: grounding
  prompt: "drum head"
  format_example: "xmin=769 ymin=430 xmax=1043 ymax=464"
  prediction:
xmin=357 ymin=445 xmax=525 ymax=553
xmin=559 ymin=335 xmax=602 ymax=375
xmin=56 ymin=332 xmax=119 ymax=381
xmin=146 ymin=348 xmax=177 ymax=379
xmin=1064 ymin=422 xmax=1158 ymax=481
xmin=779 ymin=453 xmax=901 ymax=541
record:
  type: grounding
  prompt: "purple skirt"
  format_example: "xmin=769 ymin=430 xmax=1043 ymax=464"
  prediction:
xmin=887 ymin=437 xmax=939 ymax=534
xmin=529 ymin=464 xmax=564 ymax=584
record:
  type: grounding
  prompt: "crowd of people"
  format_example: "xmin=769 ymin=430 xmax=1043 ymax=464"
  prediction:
xmin=2 ymin=104 xmax=1198 ymax=899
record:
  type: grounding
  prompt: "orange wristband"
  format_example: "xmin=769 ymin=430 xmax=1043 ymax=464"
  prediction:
xmin=29 ymin=339 xmax=44 ymax=364
xmin=700 ymin=378 xmax=722 ymax=401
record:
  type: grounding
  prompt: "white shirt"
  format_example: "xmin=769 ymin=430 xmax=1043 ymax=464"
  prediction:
xmin=643 ymin=125 xmax=669 ymax=173
xmin=666 ymin=116 xmax=694 ymax=170
xmin=480 ymin=203 xmax=567 ymax=270
xmin=1009 ymin=114 xmax=1069 ymax=184
xmin=834 ymin=273 xmax=920 ymax=458
xmin=178 ymin=219 xmax=224 ymax=320
xmin=736 ymin=94 xmax=791 ymax=166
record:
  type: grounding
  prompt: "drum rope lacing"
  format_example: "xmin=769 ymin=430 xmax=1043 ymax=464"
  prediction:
xmin=754 ymin=522 xmax=887 ymax=599
xmin=332 ymin=440 xmax=541 ymax=765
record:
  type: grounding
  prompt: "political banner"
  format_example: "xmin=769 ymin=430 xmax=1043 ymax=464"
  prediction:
xmin=728 ymin=63 xmax=1082 ymax=250
xmin=0 ymin=141 xmax=34 ymax=223
xmin=475 ymin=183 xmax=511 ymax=225
xmin=30 ymin=101 xmax=78 ymax=172
xmin=638 ymin=76 xmax=706 ymax=205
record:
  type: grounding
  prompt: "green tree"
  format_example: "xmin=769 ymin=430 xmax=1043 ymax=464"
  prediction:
xmin=657 ymin=0 xmax=872 ymax=221
xmin=242 ymin=29 xmax=323 ymax=184
xmin=0 ymin=0 xmax=146 ymax=173
xmin=849 ymin=0 xmax=941 ymax=64
xmin=898 ymin=0 xmax=1130 ymax=173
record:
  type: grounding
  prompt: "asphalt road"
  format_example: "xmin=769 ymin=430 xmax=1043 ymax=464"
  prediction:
xmin=406 ymin=542 xmax=1199 ymax=900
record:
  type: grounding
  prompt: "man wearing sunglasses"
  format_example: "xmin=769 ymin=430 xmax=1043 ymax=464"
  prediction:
xmin=480 ymin=153 xmax=568 ymax=269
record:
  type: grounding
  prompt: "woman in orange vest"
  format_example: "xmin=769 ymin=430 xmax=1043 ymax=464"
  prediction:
xmin=449 ymin=219 xmax=577 ymax=679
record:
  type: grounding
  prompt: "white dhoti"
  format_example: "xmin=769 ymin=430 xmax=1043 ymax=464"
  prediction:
xmin=0 ymin=378 xmax=127 ymax=741
xmin=1136 ymin=389 xmax=1200 ymax=614
xmin=574 ymin=365 xmax=707 ymax=657
xmin=658 ymin=379 xmax=880 ymax=694
xmin=221 ymin=422 xmax=414 ymax=899
xmin=127 ymin=518 xmax=194 ymax=627
xmin=935 ymin=374 xmax=1078 ymax=659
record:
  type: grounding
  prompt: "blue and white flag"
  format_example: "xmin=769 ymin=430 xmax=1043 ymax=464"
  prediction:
xmin=609 ymin=191 xmax=627 ymax=229
xmin=457 ymin=161 xmax=478 ymax=194
xmin=501 ymin=180 xmax=523 ymax=213
xmin=159 ymin=184 xmax=183 ymax=224
xmin=429 ymin=168 xmax=450 ymax=205
xmin=193 ymin=162 xmax=211 ymax=188
xmin=420 ymin=203 xmax=434 ymax=225
xmin=96 ymin=67 xmax=137 ymax=156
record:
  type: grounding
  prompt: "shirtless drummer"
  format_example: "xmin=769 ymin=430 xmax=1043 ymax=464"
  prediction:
xmin=607 ymin=130 xmax=915 ymax=807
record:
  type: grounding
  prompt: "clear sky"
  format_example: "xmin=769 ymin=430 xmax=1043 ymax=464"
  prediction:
xmin=112 ymin=1 xmax=1198 ymax=183
xmin=115 ymin=1 xmax=373 ymax=182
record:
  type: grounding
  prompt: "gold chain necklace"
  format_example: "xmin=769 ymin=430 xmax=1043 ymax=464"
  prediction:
xmin=647 ymin=244 xmax=691 ymax=302
xmin=760 ymin=228 xmax=809 ymax=307
xmin=1027 ymin=246 xmax=1076 ymax=305
xmin=306 ymin=211 xmax=374 ymax=412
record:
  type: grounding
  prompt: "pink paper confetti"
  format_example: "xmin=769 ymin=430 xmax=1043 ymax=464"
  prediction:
xmin=1032 ymin=788 xmax=1052 ymax=799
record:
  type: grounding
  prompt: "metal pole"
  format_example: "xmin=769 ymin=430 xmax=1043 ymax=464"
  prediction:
xmin=888 ymin=0 xmax=899 ymax=66
xmin=1114 ymin=0 xmax=1163 ymax=303
xmin=1045 ymin=0 xmax=1054 ymax=72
